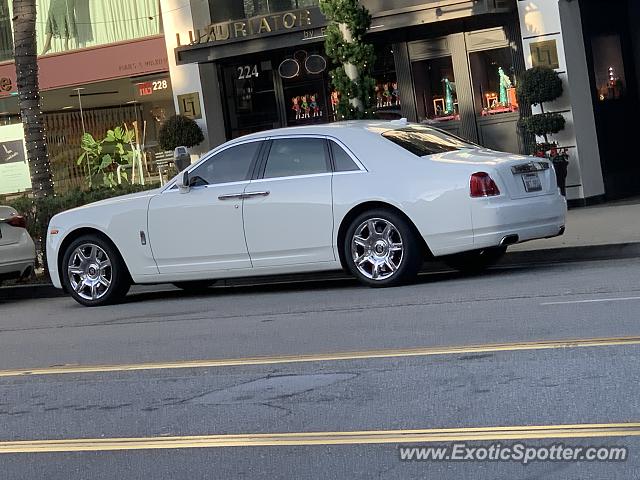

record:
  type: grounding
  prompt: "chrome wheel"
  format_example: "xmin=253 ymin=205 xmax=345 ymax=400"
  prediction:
xmin=351 ymin=218 xmax=404 ymax=281
xmin=67 ymin=243 xmax=112 ymax=301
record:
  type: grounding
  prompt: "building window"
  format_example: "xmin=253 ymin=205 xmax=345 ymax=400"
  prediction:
xmin=469 ymin=47 xmax=518 ymax=116
xmin=591 ymin=34 xmax=626 ymax=102
xmin=1 ymin=0 xmax=162 ymax=57
xmin=211 ymin=0 xmax=319 ymax=23
xmin=0 ymin=0 xmax=12 ymax=62
xmin=412 ymin=56 xmax=459 ymax=123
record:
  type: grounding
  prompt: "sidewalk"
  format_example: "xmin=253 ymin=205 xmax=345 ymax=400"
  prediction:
xmin=511 ymin=196 xmax=640 ymax=252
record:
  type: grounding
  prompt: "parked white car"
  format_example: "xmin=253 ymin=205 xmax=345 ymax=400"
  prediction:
xmin=47 ymin=120 xmax=567 ymax=306
xmin=0 ymin=206 xmax=36 ymax=284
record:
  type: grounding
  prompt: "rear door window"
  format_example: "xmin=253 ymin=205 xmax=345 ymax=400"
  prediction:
xmin=382 ymin=127 xmax=474 ymax=157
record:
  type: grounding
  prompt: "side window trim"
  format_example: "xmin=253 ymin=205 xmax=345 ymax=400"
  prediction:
xmin=257 ymin=136 xmax=332 ymax=180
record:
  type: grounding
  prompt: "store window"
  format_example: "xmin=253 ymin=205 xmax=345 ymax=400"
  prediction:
xmin=210 ymin=0 xmax=319 ymax=23
xmin=222 ymin=60 xmax=280 ymax=138
xmin=591 ymin=34 xmax=626 ymax=102
xmin=279 ymin=50 xmax=329 ymax=126
xmin=371 ymin=45 xmax=399 ymax=119
xmin=1 ymin=0 xmax=161 ymax=57
xmin=412 ymin=56 xmax=459 ymax=123
xmin=469 ymin=47 xmax=518 ymax=116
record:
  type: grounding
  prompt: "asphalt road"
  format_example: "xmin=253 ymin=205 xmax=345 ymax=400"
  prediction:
xmin=1 ymin=258 xmax=640 ymax=478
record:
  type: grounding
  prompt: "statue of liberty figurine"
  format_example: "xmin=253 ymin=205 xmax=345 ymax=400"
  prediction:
xmin=498 ymin=67 xmax=512 ymax=105
xmin=443 ymin=78 xmax=455 ymax=114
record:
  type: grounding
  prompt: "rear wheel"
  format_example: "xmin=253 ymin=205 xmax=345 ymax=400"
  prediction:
xmin=443 ymin=246 xmax=507 ymax=274
xmin=62 ymin=235 xmax=131 ymax=307
xmin=344 ymin=209 xmax=423 ymax=288
xmin=172 ymin=280 xmax=216 ymax=292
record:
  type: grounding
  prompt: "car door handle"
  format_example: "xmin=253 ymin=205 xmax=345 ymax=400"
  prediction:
xmin=218 ymin=193 xmax=245 ymax=201
xmin=243 ymin=191 xmax=270 ymax=198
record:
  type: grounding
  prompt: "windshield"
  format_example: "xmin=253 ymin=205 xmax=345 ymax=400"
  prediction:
xmin=382 ymin=126 xmax=476 ymax=157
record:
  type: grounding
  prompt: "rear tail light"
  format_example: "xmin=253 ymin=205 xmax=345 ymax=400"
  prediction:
xmin=6 ymin=215 xmax=27 ymax=229
xmin=470 ymin=172 xmax=501 ymax=197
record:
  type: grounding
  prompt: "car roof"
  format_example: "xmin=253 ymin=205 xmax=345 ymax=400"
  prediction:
xmin=231 ymin=119 xmax=410 ymax=144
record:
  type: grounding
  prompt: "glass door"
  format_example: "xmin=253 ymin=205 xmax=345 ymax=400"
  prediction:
xmin=221 ymin=60 xmax=282 ymax=139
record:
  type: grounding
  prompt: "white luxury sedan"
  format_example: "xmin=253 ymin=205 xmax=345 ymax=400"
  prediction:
xmin=47 ymin=120 xmax=567 ymax=306
xmin=0 ymin=206 xmax=36 ymax=284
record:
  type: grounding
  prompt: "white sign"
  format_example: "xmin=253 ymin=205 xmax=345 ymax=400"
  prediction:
xmin=0 ymin=124 xmax=31 ymax=195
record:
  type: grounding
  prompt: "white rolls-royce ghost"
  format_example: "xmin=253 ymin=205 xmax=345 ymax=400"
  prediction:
xmin=47 ymin=120 xmax=567 ymax=306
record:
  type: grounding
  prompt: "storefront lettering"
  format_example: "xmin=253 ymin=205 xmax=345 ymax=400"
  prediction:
xmin=0 ymin=77 xmax=12 ymax=93
xmin=179 ymin=9 xmax=314 ymax=46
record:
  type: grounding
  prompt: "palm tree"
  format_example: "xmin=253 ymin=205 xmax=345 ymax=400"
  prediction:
xmin=12 ymin=0 xmax=54 ymax=198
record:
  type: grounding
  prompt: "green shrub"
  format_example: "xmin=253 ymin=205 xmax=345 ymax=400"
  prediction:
xmin=8 ymin=183 xmax=159 ymax=274
xmin=158 ymin=115 xmax=204 ymax=152
xmin=517 ymin=67 xmax=563 ymax=106
xmin=519 ymin=113 xmax=566 ymax=137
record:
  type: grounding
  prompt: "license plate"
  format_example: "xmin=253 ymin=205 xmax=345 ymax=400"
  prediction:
xmin=522 ymin=173 xmax=542 ymax=192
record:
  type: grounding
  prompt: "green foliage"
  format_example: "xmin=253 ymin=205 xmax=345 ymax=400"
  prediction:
xmin=519 ymin=113 xmax=566 ymax=137
xmin=517 ymin=67 xmax=565 ymax=143
xmin=77 ymin=126 xmax=136 ymax=188
xmin=158 ymin=115 xmax=205 ymax=151
xmin=7 ymin=184 xmax=159 ymax=274
xmin=517 ymin=67 xmax=563 ymax=106
xmin=320 ymin=0 xmax=376 ymax=119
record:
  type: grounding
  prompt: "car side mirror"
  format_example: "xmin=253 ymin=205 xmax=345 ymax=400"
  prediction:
xmin=176 ymin=171 xmax=190 ymax=194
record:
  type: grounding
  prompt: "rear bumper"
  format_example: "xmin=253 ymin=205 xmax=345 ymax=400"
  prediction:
xmin=0 ymin=237 xmax=36 ymax=280
xmin=471 ymin=193 xmax=567 ymax=250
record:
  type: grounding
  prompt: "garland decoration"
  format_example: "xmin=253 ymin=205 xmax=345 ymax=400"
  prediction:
xmin=320 ymin=0 xmax=376 ymax=120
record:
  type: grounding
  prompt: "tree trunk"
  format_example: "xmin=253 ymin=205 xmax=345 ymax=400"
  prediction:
xmin=338 ymin=23 xmax=364 ymax=111
xmin=12 ymin=0 xmax=54 ymax=198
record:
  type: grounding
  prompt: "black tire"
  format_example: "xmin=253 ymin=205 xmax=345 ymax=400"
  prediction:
xmin=61 ymin=234 xmax=131 ymax=307
xmin=172 ymin=280 xmax=217 ymax=292
xmin=442 ymin=246 xmax=507 ymax=274
xmin=343 ymin=209 xmax=423 ymax=288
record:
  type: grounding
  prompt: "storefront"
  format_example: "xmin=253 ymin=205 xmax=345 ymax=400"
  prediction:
xmin=172 ymin=0 xmax=525 ymax=153
xmin=0 ymin=1 xmax=175 ymax=195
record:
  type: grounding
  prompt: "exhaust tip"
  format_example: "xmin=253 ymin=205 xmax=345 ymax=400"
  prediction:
xmin=500 ymin=234 xmax=519 ymax=246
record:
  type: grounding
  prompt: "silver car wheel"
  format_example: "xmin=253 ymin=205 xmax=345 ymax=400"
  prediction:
xmin=67 ymin=243 xmax=112 ymax=301
xmin=351 ymin=218 xmax=404 ymax=281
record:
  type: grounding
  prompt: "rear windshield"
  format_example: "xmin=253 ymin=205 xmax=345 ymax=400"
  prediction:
xmin=382 ymin=126 xmax=474 ymax=157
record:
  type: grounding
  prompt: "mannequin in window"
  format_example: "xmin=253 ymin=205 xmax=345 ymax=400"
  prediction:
xmin=41 ymin=0 xmax=77 ymax=55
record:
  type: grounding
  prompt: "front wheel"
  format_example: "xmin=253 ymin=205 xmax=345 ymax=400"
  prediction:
xmin=442 ymin=246 xmax=507 ymax=274
xmin=344 ymin=209 xmax=423 ymax=288
xmin=62 ymin=235 xmax=131 ymax=307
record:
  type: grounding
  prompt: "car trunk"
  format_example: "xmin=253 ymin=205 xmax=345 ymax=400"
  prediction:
xmin=432 ymin=149 xmax=557 ymax=200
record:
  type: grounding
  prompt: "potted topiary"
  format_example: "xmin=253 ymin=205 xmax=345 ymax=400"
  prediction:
xmin=158 ymin=114 xmax=205 ymax=153
xmin=517 ymin=66 xmax=569 ymax=196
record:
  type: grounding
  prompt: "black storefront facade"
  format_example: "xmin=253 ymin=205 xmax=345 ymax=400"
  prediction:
xmin=176 ymin=0 xmax=529 ymax=154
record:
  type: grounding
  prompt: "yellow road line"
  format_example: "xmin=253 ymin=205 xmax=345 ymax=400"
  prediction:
xmin=1 ymin=336 xmax=639 ymax=378
xmin=2 ymin=423 xmax=640 ymax=453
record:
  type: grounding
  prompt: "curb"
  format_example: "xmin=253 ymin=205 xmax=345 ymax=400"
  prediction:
xmin=1 ymin=242 xmax=639 ymax=300
xmin=0 ymin=283 xmax=64 ymax=301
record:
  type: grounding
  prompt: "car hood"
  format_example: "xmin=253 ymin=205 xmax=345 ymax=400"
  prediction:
xmin=57 ymin=188 xmax=161 ymax=216
xmin=428 ymin=148 xmax=532 ymax=166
